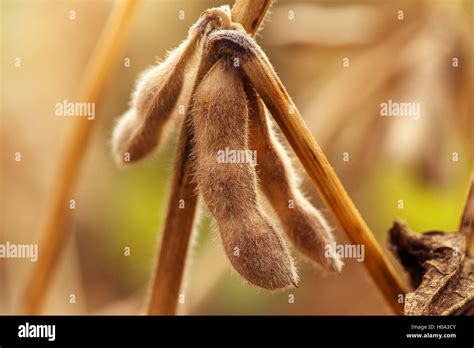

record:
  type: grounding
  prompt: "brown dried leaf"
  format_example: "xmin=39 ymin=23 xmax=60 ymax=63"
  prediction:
xmin=388 ymin=182 xmax=474 ymax=315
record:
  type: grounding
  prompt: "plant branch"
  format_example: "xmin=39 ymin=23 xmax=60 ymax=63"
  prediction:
xmin=237 ymin=36 xmax=407 ymax=313
xmin=459 ymin=176 xmax=474 ymax=255
xmin=21 ymin=0 xmax=140 ymax=315
xmin=147 ymin=121 xmax=198 ymax=315
xmin=231 ymin=0 xmax=271 ymax=34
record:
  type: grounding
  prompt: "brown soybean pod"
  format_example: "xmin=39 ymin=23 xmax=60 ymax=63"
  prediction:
xmin=112 ymin=8 xmax=233 ymax=164
xmin=112 ymin=32 xmax=199 ymax=164
xmin=192 ymin=59 xmax=298 ymax=290
xmin=246 ymin=85 xmax=343 ymax=272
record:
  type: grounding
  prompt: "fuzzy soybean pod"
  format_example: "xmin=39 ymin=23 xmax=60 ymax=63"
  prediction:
xmin=246 ymin=85 xmax=343 ymax=273
xmin=192 ymin=59 xmax=298 ymax=290
xmin=112 ymin=31 xmax=199 ymax=164
xmin=112 ymin=7 xmax=232 ymax=164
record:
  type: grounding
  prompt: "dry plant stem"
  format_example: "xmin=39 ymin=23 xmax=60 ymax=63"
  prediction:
xmin=231 ymin=0 xmax=271 ymax=34
xmin=241 ymin=46 xmax=406 ymax=314
xmin=146 ymin=0 xmax=272 ymax=315
xmin=146 ymin=38 xmax=213 ymax=315
xmin=459 ymin=178 xmax=474 ymax=255
xmin=20 ymin=0 xmax=140 ymax=315
xmin=147 ymin=122 xmax=198 ymax=315
xmin=246 ymin=85 xmax=342 ymax=272
xmin=207 ymin=30 xmax=406 ymax=313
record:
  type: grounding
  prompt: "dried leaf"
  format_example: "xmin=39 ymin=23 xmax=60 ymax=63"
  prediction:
xmin=388 ymin=182 xmax=474 ymax=315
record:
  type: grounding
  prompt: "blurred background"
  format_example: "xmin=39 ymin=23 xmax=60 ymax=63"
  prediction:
xmin=1 ymin=0 xmax=472 ymax=315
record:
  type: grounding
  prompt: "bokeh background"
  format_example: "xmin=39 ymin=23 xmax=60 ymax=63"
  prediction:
xmin=1 ymin=0 xmax=472 ymax=315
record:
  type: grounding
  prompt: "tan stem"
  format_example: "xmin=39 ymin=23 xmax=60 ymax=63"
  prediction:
xmin=231 ymin=0 xmax=271 ymax=34
xmin=240 ymin=42 xmax=407 ymax=314
xmin=147 ymin=121 xmax=198 ymax=315
xmin=20 ymin=0 xmax=140 ymax=315
xmin=146 ymin=0 xmax=272 ymax=315
xmin=459 ymin=177 xmax=474 ymax=254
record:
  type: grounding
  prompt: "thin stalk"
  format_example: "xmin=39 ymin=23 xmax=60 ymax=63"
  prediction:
xmin=459 ymin=177 xmax=473 ymax=254
xmin=231 ymin=0 xmax=271 ymax=34
xmin=21 ymin=0 xmax=140 ymax=315
xmin=146 ymin=0 xmax=272 ymax=315
xmin=147 ymin=121 xmax=198 ymax=315
xmin=240 ymin=50 xmax=407 ymax=313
